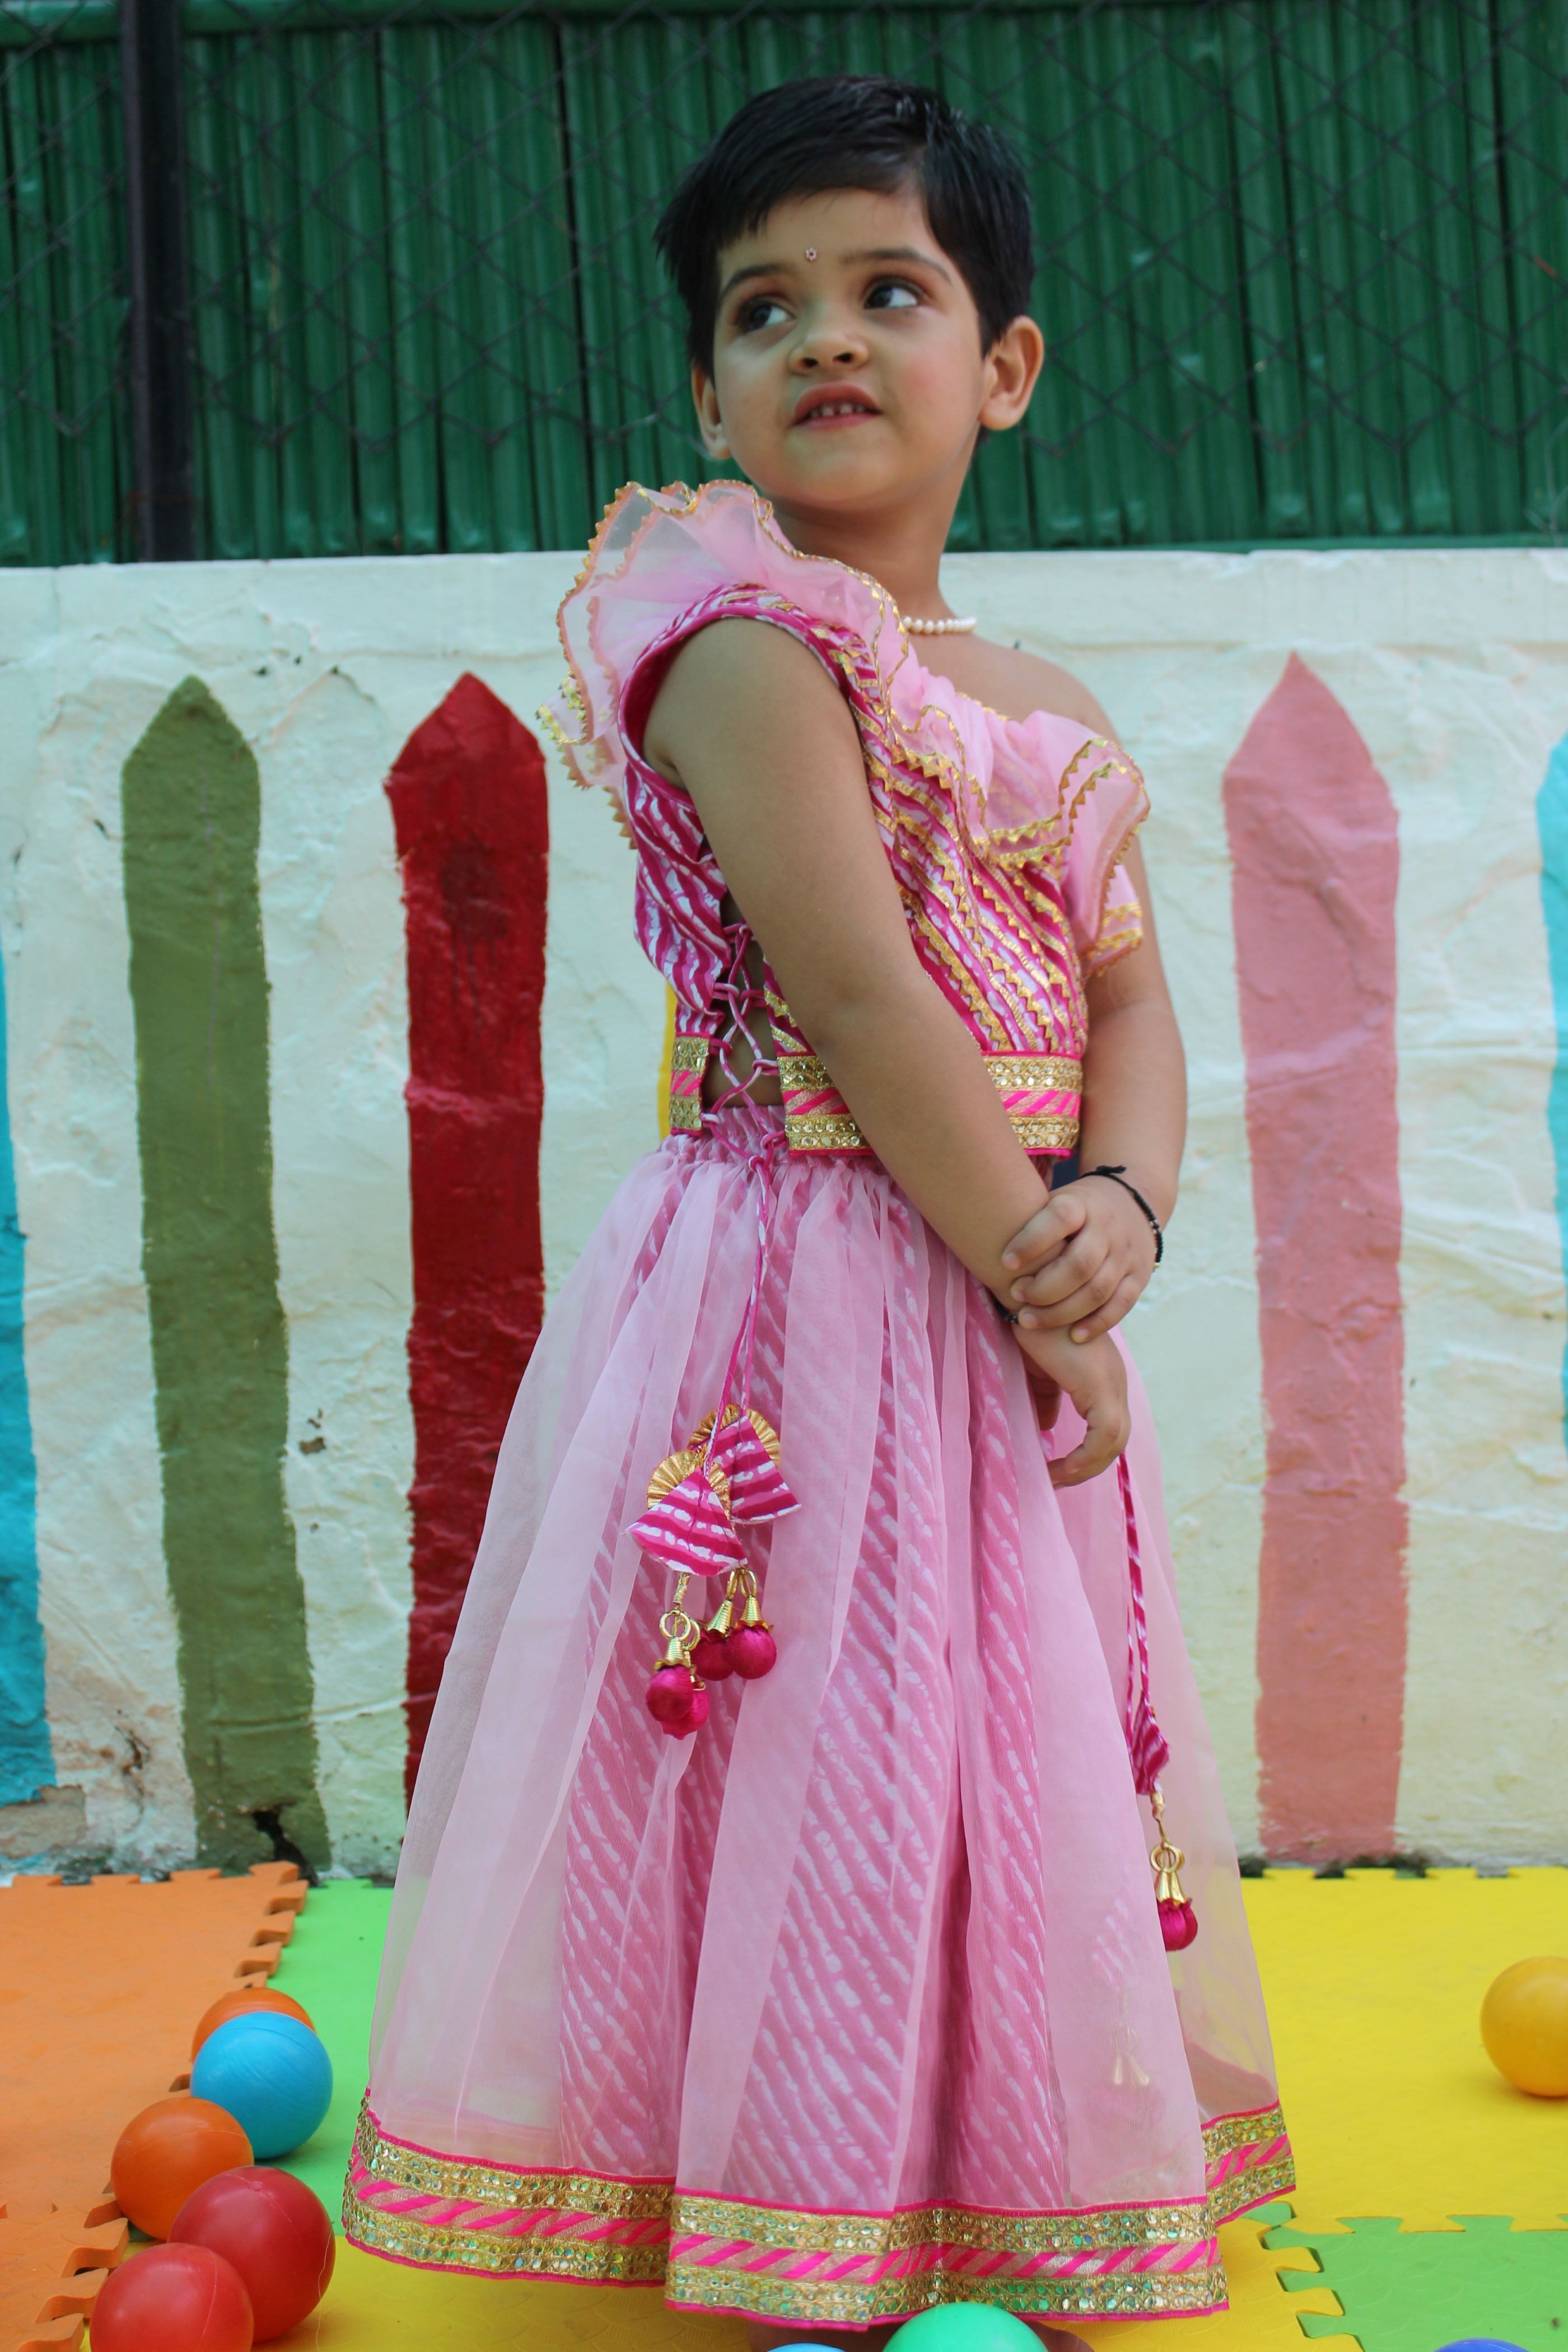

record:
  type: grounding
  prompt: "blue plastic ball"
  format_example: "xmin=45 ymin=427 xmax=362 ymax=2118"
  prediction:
xmin=189 ymin=2010 xmax=333 ymax=2158
xmin=1436 ymin=2342 xmax=1530 ymax=2351
xmin=893 ymin=2310 xmax=1039 ymax=2348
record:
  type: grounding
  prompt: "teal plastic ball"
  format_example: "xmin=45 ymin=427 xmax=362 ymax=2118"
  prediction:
xmin=190 ymin=2011 xmax=333 ymax=2159
xmin=893 ymin=2308 xmax=1040 ymax=2348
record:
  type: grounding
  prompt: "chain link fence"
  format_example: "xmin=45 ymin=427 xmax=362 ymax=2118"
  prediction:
xmin=3 ymin=0 xmax=1566 ymax=564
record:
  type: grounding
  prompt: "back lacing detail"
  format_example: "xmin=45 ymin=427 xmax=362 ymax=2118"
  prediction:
xmin=702 ymin=923 xmax=780 ymax=1112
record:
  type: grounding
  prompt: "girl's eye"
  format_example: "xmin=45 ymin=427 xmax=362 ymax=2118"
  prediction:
xmin=866 ymin=280 xmax=920 ymax=312
xmin=736 ymin=296 xmax=790 ymax=333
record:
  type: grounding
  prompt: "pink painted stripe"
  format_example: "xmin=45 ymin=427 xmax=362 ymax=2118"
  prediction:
xmin=1224 ymin=656 xmax=1407 ymax=1863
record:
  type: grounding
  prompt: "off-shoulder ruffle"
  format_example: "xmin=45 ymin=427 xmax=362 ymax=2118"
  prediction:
xmin=540 ymin=479 xmax=1147 ymax=969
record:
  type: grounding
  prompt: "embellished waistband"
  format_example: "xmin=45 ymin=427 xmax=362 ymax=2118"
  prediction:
xmin=668 ymin=1036 xmax=1081 ymax=1158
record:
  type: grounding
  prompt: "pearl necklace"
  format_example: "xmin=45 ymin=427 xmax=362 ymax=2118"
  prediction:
xmin=904 ymin=613 xmax=978 ymax=636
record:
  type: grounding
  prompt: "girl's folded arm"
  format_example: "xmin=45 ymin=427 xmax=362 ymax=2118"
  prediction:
xmin=645 ymin=615 xmax=1052 ymax=1301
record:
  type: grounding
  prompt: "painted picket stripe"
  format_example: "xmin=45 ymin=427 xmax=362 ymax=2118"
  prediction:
xmin=1225 ymin=656 xmax=1408 ymax=1864
xmin=1538 ymin=733 xmax=1568 ymax=1438
xmin=0 ymin=907 xmax=46 ymax=1810
xmin=387 ymin=675 xmax=549 ymax=1799
xmin=122 ymin=678 xmax=327 ymax=1872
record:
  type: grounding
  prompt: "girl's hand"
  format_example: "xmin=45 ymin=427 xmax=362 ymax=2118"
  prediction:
xmin=1000 ymin=1177 xmax=1158 ymax=1343
xmin=1011 ymin=1320 xmax=1130 ymax=1486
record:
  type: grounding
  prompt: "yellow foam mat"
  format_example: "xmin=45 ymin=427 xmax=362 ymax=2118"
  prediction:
xmin=1248 ymin=1866 xmax=1568 ymax=2236
xmin=256 ymin=1869 xmax=1568 ymax=2349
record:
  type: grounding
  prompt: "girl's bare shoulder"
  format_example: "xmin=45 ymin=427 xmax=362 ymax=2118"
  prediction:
xmin=942 ymin=637 xmax=1118 ymax=742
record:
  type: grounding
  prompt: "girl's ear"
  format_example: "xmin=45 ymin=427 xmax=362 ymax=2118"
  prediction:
xmin=978 ymin=314 xmax=1046 ymax=434
xmin=693 ymin=365 xmax=731 ymax=460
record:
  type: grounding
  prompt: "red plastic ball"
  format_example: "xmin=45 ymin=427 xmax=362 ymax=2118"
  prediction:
xmin=689 ymin=1630 xmax=734 ymax=1681
xmin=110 ymin=2097 xmax=254 ymax=2239
xmin=90 ymin=2242 xmax=254 ymax=2352
xmin=659 ymin=1684 xmax=710 ymax=1738
xmin=171 ymin=2167 xmax=335 ymax=2341
xmin=646 ymin=1664 xmax=697 ymax=1724
xmin=1159 ymin=1900 xmax=1199 ymax=1953
xmin=727 ymin=1625 xmax=777 ymax=1680
xmin=192 ymin=1986 xmax=315 ymax=2060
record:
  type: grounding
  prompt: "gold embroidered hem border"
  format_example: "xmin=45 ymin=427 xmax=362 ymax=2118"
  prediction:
xmin=663 ymin=2260 xmax=1230 ymax=2325
xmin=346 ymin=2098 xmax=1293 ymax=2320
xmin=343 ymin=2185 xmax=670 ymax=2283
xmin=1205 ymin=2103 xmax=1288 ymax=2164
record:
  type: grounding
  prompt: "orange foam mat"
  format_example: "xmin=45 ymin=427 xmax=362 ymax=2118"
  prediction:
xmin=0 ymin=1864 xmax=306 ymax=2352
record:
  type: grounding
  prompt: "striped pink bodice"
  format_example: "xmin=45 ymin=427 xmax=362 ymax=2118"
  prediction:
xmin=543 ymin=482 xmax=1148 ymax=1158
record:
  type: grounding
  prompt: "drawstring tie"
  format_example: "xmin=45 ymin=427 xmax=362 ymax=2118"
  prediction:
xmin=633 ymin=1127 xmax=796 ymax=1740
xmin=1117 ymin=1451 xmax=1198 ymax=1952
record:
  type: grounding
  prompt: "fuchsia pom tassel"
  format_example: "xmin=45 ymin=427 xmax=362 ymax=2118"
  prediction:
xmin=629 ymin=1462 xmax=747 ymax=1577
xmin=634 ymin=1384 xmax=790 ymax=1740
xmin=1159 ymin=1900 xmax=1199 ymax=1952
xmin=708 ymin=1410 xmax=799 ymax=1522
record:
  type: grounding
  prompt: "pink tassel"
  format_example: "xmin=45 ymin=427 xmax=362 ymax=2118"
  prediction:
xmin=629 ymin=1466 xmax=746 ymax=1577
xmin=708 ymin=1412 xmax=799 ymax=1522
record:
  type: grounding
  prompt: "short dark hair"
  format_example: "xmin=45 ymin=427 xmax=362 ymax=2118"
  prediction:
xmin=655 ymin=75 xmax=1034 ymax=372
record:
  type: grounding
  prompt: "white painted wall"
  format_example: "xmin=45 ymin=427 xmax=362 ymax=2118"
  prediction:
xmin=1 ymin=547 xmax=1564 ymax=1867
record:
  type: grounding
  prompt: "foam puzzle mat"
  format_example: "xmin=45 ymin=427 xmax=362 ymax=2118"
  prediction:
xmin=4 ymin=1865 xmax=1562 ymax=2349
xmin=0 ymin=1864 xmax=306 ymax=2352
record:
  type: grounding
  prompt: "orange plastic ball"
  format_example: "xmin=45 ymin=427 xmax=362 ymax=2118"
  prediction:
xmin=91 ymin=2242 xmax=253 ymax=2352
xmin=192 ymin=1985 xmax=315 ymax=2059
xmin=110 ymin=2096 xmax=253 ymax=2238
xmin=1481 ymin=1956 xmax=1568 ymax=2096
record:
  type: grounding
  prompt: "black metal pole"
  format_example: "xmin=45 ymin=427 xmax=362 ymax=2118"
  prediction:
xmin=121 ymin=0 xmax=195 ymax=560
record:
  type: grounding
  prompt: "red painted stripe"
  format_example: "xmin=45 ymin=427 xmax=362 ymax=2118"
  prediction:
xmin=388 ymin=675 xmax=549 ymax=1802
xmin=1223 ymin=655 xmax=1407 ymax=1862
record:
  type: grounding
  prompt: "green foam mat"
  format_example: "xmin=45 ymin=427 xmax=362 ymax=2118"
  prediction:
xmin=1270 ymin=2215 xmax=1568 ymax=2350
xmin=267 ymin=1878 xmax=393 ymax=2214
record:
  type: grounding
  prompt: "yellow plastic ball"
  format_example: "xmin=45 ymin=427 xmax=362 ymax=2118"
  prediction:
xmin=1481 ymin=1956 xmax=1568 ymax=2097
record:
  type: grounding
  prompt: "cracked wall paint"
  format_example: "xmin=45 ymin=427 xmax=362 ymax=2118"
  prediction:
xmin=0 ymin=548 xmax=1562 ymax=1870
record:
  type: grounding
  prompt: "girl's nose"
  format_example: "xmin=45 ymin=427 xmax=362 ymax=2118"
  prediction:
xmin=791 ymin=313 xmax=869 ymax=372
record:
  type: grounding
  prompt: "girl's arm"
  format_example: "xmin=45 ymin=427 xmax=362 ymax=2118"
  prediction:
xmin=645 ymin=616 xmax=1127 ymax=1482
xmin=1002 ymin=844 xmax=1188 ymax=1342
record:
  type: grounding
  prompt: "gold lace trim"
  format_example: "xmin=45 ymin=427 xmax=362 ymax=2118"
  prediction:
xmin=783 ymin=1109 xmax=869 ymax=1152
xmin=1011 ymin=1113 xmax=1081 ymax=1152
xmin=674 ymin=2188 xmax=1211 ymax=2256
xmin=664 ymin=2259 xmax=1229 ymax=2325
xmin=987 ymin=1053 xmax=1083 ymax=1092
xmin=1204 ymin=2103 xmax=1287 ymax=2162
xmin=776 ymin=1051 xmax=1083 ymax=1098
xmin=346 ymin=2098 xmax=1291 ymax=2321
xmin=345 ymin=2189 xmax=669 ymax=2283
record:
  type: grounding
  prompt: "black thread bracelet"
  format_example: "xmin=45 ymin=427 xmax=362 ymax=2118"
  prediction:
xmin=1081 ymin=1165 xmax=1164 ymax=1266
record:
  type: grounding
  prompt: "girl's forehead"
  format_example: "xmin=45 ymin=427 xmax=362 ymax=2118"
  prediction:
xmin=717 ymin=183 xmax=939 ymax=271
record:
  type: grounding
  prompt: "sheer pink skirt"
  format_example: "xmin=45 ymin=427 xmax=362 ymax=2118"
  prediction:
xmin=346 ymin=1107 xmax=1291 ymax=2328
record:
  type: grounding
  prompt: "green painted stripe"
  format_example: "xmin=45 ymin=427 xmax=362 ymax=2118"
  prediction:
xmin=122 ymin=677 xmax=327 ymax=1873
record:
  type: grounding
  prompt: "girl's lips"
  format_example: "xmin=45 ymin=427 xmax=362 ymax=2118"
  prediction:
xmin=794 ymin=402 xmax=882 ymax=430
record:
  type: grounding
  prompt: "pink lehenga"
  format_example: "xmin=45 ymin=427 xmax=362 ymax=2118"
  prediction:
xmin=345 ymin=482 xmax=1293 ymax=2327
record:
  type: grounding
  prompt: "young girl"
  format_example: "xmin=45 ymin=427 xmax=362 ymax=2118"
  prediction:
xmin=346 ymin=74 xmax=1292 ymax=2344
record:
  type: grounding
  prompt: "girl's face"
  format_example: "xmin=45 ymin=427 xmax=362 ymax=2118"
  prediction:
xmin=694 ymin=184 xmax=1042 ymax=534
